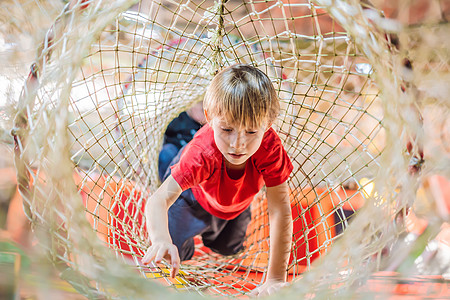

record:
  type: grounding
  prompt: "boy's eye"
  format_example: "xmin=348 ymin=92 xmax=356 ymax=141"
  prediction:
xmin=221 ymin=128 xmax=233 ymax=132
xmin=246 ymin=130 xmax=257 ymax=135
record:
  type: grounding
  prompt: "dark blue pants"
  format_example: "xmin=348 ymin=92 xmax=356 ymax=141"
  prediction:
xmin=159 ymin=145 xmax=251 ymax=261
xmin=158 ymin=143 xmax=179 ymax=182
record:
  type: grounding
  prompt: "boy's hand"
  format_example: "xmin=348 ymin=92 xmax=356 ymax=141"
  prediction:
xmin=249 ymin=279 xmax=288 ymax=297
xmin=142 ymin=241 xmax=180 ymax=278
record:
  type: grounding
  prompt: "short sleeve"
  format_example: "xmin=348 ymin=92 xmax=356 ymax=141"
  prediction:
xmin=170 ymin=143 xmax=214 ymax=191
xmin=253 ymin=129 xmax=293 ymax=187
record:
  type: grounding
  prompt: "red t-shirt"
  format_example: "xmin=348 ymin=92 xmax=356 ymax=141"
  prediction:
xmin=170 ymin=124 xmax=293 ymax=220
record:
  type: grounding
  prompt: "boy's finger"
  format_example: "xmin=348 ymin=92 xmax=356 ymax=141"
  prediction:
xmin=170 ymin=263 xmax=179 ymax=278
xmin=249 ymin=288 xmax=259 ymax=297
xmin=154 ymin=247 xmax=167 ymax=263
xmin=142 ymin=251 xmax=151 ymax=264
xmin=169 ymin=247 xmax=180 ymax=278
xmin=142 ymin=247 xmax=157 ymax=264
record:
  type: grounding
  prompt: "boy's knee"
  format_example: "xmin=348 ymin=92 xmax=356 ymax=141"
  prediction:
xmin=177 ymin=238 xmax=195 ymax=261
xmin=203 ymin=239 xmax=245 ymax=256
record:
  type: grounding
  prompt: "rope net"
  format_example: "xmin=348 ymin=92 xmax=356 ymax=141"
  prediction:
xmin=1 ymin=0 xmax=448 ymax=298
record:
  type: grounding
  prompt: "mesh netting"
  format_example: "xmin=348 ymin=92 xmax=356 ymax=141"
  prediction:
xmin=1 ymin=0 xmax=449 ymax=298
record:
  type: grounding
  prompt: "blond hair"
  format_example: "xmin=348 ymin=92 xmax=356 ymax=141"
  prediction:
xmin=204 ymin=64 xmax=279 ymax=129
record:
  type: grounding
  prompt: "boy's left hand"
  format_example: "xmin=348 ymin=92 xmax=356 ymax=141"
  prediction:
xmin=249 ymin=278 xmax=288 ymax=297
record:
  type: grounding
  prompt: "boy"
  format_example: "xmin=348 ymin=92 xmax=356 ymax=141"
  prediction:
xmin=143 ymin=64 xmax=293 ymax=296
xmin=158 ymin=101 xmax=206 ymax=181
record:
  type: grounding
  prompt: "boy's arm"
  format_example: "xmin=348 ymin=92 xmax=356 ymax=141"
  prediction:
xmin=142 ymin=175 xmax=183 ymax=278
xmin=251 ymin=180 xmax=292 ymax=297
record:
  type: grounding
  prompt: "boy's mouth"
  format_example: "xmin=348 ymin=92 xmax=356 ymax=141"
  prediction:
xmin=229 ymin=153 xmax=245 ymax=159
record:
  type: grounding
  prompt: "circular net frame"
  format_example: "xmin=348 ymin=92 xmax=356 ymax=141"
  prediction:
xmin=1 ymin=0 xmax=449 ymax=298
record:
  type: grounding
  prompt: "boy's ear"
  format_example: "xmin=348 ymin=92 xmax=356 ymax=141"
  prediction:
xmin=265 ymin=122 xmax=273 ymax=132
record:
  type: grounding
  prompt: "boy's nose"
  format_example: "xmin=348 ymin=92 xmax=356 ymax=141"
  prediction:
xmin=230 ymin=132 xmax=245 ymax=149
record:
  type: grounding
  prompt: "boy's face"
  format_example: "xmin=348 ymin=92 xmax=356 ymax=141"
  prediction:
xmin=210 ymin=116 xmax=268 ymax=169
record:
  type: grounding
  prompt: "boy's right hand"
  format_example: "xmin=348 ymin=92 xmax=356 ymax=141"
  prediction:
xmin=142 ymin=241 xmax=180 ymax=278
